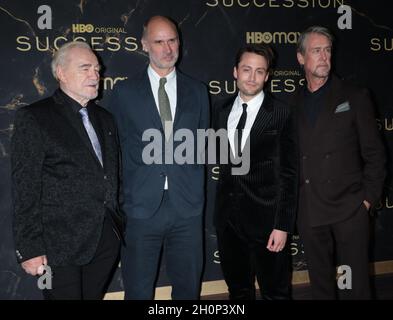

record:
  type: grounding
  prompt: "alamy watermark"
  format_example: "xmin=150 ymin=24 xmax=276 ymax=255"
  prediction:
xmin=37 ymin=265 xmax=52 ymax=290
xmin=141 ymin=123 xmax=251 ymax=175
xmin=37 ymin=5 xmax=52 ymax=30
xmin=337 ymin=265 xmax=352 ymax=290
xmin=337 ymin=5 xmax=352 ymax=30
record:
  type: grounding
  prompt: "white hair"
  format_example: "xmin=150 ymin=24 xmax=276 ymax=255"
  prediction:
xmin=51 ymin=41 xmax=93 ymax=80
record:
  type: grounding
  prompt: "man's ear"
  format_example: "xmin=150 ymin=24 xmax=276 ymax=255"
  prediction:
xmin=233 ymin=66 xmax=238 ymax=80
xmin=56 ymin=66 xmax=66 ymax=83
xmin=297 ymin=52 xmax=304 ymax=66
xmin=141 ymin=38 xmax=148 ymax=52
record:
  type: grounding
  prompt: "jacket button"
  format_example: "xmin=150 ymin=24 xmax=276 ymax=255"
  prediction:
xmin=160 ymin=172 xmax=165 ymax=177
xmin=305 ymin=179 xmax=310 ymax=184
xmin=104 ymin=175 xmax=107 ymax=180
xmin=302 ymin=155 xmax=307 ymax=160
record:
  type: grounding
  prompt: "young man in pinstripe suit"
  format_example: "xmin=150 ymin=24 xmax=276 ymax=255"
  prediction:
xmin=213 ymin=45 xmax=298 ymax=300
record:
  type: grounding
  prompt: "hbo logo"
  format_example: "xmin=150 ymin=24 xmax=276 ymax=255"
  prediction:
xmin=72 ymin=24 xmax=94 ymax=33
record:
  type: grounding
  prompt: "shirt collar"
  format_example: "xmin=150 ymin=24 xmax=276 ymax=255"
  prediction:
xmin=237 ymin=90 xmax=265 ymax=110
xmin=148 ymin=65 xmax=176 ymax=83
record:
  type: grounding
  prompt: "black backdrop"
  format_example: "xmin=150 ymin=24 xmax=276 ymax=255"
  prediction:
xmin=1 ymin=0 xmax=392 ymax=299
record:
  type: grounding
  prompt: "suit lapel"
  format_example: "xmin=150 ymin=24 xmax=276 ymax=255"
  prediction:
xmin=311 ymin=75 xmax=343 ymax=138
xmin=295 ymin=77 xmax=342 ymax=149
xmin=325 ymin=75 xmax=345 ymax=118
xmin=53 ymin=93 xmax=103 ymax=168
xmin=248 ymin=93 xmax=273 ymax=144
xmin=138 ymin=71 xmax=163 ymax=130
xmin=173 ymin=72 xmax=188 ymax=131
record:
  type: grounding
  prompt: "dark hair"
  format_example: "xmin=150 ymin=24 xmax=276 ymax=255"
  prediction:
xmin=235 ymin=44 xmax=275 ymax=72
xmin=297 ymin=25 xmax=334 ymax=54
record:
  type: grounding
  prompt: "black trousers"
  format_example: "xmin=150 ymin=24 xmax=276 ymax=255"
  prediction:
xmin=42 ymin=216 xmax=120 ymax=300
xmin=297 ymin=205 xmax=371 ymax=299
xmin=217 ymin=224 xmax=291 ymax=300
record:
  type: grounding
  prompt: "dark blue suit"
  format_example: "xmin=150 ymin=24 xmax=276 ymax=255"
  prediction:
xmin=108 ymin=69 xmax=209 ymax=299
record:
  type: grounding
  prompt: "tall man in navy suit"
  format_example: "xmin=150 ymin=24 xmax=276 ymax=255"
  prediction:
xmin=109 ymin=16 xmax=209 ymax=299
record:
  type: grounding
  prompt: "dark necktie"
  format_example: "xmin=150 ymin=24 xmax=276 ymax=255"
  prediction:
xmin=79 ymin=107 xmax=103 ymax=166
xmin=235 ymin=103 xmax=248 ymax=157
xmin=158 ymin=77 xmax=172 ymax=139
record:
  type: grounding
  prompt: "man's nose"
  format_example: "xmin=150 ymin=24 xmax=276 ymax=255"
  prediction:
xmin=163 ymin=42 xmax=172 ymax=53
xmin=90 ymin=69 xmax=99 ymax=80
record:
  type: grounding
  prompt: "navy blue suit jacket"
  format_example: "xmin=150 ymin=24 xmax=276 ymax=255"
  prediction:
xmin=108 ymin=69 xmax=210 ymax=219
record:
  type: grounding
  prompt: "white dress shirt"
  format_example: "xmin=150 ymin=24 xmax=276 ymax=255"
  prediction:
xmin=147 ymin=65 xmax=177 ymax=120
xmin=147 ymin=65 xmax=177 ymax=190
xmin=227 ymin=90 xmax=265 ymax=157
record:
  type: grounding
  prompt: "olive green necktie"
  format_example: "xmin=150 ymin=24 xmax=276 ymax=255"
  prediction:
xmin=158 ymin=77 xmax=172 ymax=139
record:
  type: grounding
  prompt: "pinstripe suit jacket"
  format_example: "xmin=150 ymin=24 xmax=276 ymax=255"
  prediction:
xmin=213 ymin=92 xmax=298 ymax=239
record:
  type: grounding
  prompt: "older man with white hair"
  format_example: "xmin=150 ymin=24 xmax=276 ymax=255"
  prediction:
xmin=11 ymin=41 xmax=124 ymax=299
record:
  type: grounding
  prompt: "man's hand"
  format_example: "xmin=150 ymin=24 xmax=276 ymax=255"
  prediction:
xmin=267 ymin=229 xmax=287 ymax=252
xmin=21 ymin=255 xmax=47 ymax=276
xmin=363 ymin=200 xmax=371 ymax=211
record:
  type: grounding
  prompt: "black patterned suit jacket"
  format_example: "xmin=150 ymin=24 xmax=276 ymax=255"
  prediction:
xmin=11 ymin=90 xmax=122 ymax=266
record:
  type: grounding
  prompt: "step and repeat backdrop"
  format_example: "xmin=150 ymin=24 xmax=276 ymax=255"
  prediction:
xmin=0 ymin=0 xmax=392 ymax=299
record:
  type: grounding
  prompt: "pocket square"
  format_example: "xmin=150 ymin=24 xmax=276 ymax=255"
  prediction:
xmin=335 ymin=101 xmax=350 ymax=113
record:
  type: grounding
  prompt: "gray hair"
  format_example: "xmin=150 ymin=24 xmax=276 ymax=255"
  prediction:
xmin=297 ymin=26 xmax=334 ymax=55
xmin=51 ymin=41 xmax=93 ymax=80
